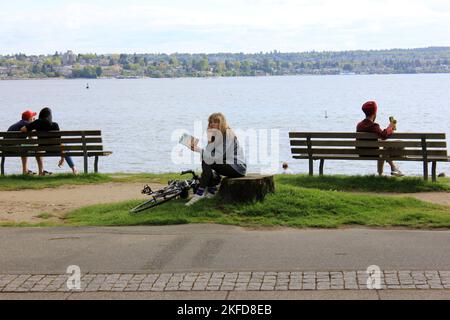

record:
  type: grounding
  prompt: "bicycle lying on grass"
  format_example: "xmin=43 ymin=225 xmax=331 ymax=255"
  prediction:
xmin=129 ymin=170 xmax=200 ymax=214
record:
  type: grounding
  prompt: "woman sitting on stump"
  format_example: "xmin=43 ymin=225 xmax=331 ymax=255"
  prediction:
xmin=186 ymin=113 xmax=247 ymax=206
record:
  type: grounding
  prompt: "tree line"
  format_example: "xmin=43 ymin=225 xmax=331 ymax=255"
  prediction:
xmin=1 ymin=47 xmax=449 ymax=79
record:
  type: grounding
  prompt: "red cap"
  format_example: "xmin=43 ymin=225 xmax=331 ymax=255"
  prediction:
xmin=362 ymin=101 xmax=378 ymax=116
xmin=22 ymin=110 xmax=37 ymax=121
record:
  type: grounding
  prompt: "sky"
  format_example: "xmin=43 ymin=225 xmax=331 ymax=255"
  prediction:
xmin=1 ymin=0 xmax=450 ymax=54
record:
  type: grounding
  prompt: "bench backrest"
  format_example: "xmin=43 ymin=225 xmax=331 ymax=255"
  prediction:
xmin=289 ymin=132 xmax=448 ymax=160
xmin=0 ymin=130 xmax=104 ymax=157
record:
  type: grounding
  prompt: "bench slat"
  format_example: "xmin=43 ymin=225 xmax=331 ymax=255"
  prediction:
xmin=293 ymin=155 xmax=449 ymax=162
xmin=289 ymin=132 xmax=446 ymax=140
xmin=291 ymin=148 xmax=448 ymax=156
xmin=0 ymin=131 xmax=102 ymax=138
xmin=290 ymin=140 xmax=447 ymax=148
xmin=0 ymin=138 xmax=102 ymax=145
xmin=1 ymin=151 xmax=112 ymax=158
xmin=0 ymin=145 xmax=103 ymax=152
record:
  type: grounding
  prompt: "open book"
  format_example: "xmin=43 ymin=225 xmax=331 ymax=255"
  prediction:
xmin=179 ymin=133 xmax=199 ymax=149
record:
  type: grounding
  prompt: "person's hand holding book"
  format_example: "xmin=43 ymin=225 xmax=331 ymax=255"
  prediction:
xmin=190 ymin=140 xmax=202 ymax=153
xmin=180 ymin=133 xmax=201 ymax=153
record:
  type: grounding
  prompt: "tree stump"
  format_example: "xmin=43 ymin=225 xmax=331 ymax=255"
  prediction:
xmin=218 ymin=174 xmax=275 ymax=203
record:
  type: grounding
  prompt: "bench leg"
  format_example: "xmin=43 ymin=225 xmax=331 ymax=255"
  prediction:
xmin=377 ymin=160 xmax=384 ymax=176
xmin=1 ymin=157 xmax=5 ymax=176
xmin=94 ymin=156 xmax=99 ymax=173
xmin=83 ymin=155 xmax=88 ymax=174
xmin=319 ymin=159 xmax=325 ymax=176
xmin=423 ymin=161 xmax=429 ymax=181
xmin=432 ymin=161 xmax=437 ymax=182
xmin=309 ymin=158 xmax=314 ymax=176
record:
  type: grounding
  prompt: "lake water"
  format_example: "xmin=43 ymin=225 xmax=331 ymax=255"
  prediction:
xmin=0 ymin=74 xmax=449 ymax=176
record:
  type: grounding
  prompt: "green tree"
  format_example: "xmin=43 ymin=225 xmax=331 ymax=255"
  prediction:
xmin=343 ymin=63 xmax=353 ymax=72
xmin=240 ymin=60 xmax=251 ymax=73
xmin=215 ymin=61 xmax=226 ymax=74
xmin=169 ymin=55 xmax=180 ymax=67
xmin=119 ymin=54 xmax=128 ymax=65
xmin=72 ymin=66 xmax=99 ymax=78
xmin=199 ymin=57 xmax=209 ymax=71
xmin=32 ymin=64 xmax=41 ymax=74
xmin=96 ymin=67 xmax=103 ymax=77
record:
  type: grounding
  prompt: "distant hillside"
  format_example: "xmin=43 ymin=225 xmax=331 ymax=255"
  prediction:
xmin=1 ymin=47 xmax=449 ymax=79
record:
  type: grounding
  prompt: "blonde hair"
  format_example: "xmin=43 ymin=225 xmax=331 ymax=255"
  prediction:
xmin=208 ymin=113 xmax=230 ymax=136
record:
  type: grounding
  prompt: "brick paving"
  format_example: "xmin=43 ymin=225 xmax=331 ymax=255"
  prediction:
xmin=1 ymin=271 xmax=449 ymax=293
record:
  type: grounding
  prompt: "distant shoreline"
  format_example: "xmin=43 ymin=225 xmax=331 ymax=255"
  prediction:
xmin=2 ymin=47 xmax=448 ymax=80
xmin=1 ymin=72 xmax=450 ymax=81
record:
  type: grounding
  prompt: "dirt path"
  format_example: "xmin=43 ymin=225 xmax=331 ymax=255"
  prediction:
xmin=352 ymin=192 xmax=450 ymax=206
xmin=0 ymin=182 xmax=164 ymax=224
xmin=0 ymin=183 xmax=448 ymax=224
xmin=381 ymin=192 xmax=450 ymax=206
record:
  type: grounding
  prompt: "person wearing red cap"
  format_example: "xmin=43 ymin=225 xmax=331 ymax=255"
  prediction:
xmin=7 ymin=110 xmax=38 ymax=175
xmin=21 ymin=107 xmax=78 ymax=176
xmin=357 ymin=101 xmax=404 ymax=177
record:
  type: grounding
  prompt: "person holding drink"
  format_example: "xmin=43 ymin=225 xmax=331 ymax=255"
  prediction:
xmin=356 ymin=101 xmax=404 ymax=177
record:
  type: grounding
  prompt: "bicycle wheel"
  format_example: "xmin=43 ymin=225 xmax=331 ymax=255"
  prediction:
xmin=129 ymin=191 xmax=181 ymax=214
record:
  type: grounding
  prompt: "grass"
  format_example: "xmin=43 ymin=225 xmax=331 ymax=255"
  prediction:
xmin=0 ymin=172 xmax=178 ymax=191
xmin=276 ymin=174 xmax=450 ymax=193
xmin=0 ymin=172 xmax=448 ymax=192
xmin=36 ymin=213 xmax=54 ymax=219
xmin=1 ymin=172 xmax=449 ymax=229
xmin=62 ymin=182 xmax=450 ymax=229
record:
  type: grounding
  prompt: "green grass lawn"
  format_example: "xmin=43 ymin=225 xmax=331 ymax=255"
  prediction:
xmin=2 ymin=173 xmax=449 ymax=229
xmin=0 ymin=172 xmax=448 ymax=192
xmin=0 ymin=173 xmax=178 ymax=191
xmin=277 ymin=174 xmax=450 ymax=193
xmin=63 ymin=183 xmax=450 ymax=229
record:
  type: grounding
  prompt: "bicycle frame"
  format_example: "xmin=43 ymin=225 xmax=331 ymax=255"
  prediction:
xmin=129 ymin=170 xmax=200 ymax=214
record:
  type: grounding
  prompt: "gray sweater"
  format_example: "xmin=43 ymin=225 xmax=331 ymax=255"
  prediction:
xmin=201 ymin=131 xmax=247 ymax=174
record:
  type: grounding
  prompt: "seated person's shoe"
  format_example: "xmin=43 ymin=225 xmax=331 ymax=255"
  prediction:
xmin=391 ymin=170 xmax=405 ymax=177
xmin=185 ymin=194 xmax=206 ymax=207
xmin=204 ymin=191 xmax=216 ymax=199
xmin=204 ymin=187 xmax=218 ymax=199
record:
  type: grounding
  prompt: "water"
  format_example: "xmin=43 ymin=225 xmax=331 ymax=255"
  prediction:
xmin=0 ymin=74 xmax=449 ymax=176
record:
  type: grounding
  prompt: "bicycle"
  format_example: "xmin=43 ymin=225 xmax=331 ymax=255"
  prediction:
xmin=129 ymin=170 xmax=200 ymax=214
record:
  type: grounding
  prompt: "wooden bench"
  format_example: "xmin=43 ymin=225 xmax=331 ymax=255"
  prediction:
xmin=289 ymin=132 xmax=449 ymax=182
xmin=218 ymin=174 xmax=275 ymax=203
xmin=0 ymin=130 xmax=112 ymax=175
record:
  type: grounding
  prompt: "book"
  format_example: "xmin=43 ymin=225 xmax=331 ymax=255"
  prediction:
xmin=179 ymin=133 xmax=199 ymax=149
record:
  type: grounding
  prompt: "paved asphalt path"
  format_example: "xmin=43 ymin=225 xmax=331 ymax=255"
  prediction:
xmin=1 ymin=224 xmax=449 ymax=274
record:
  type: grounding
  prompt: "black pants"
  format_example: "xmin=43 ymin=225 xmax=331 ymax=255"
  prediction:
xmin=199 ymin=161 xmax=245 ymax=188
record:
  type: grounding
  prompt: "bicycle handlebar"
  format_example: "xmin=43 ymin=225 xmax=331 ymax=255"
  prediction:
xmin=181 ymin=170 xmax=199 ymax=180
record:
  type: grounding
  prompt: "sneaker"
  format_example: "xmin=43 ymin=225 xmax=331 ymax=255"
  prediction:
xmin=204 ymin=191 xmax=216 ymax=199
xmin=204 ymin=187 xmax=218 ymax=199
xmin=391 ymin=170 xmax=405 ymax=177
xmin=185 ymin=194 xmax=206 ymax=207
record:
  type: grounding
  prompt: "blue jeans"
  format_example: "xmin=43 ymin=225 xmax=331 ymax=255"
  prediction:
xmin=65 ymin=156 xmax=75 ymax=168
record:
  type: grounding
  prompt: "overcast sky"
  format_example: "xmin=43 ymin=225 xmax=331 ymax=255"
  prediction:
xmin=1 ymin=0 xmax=449 ymax=54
